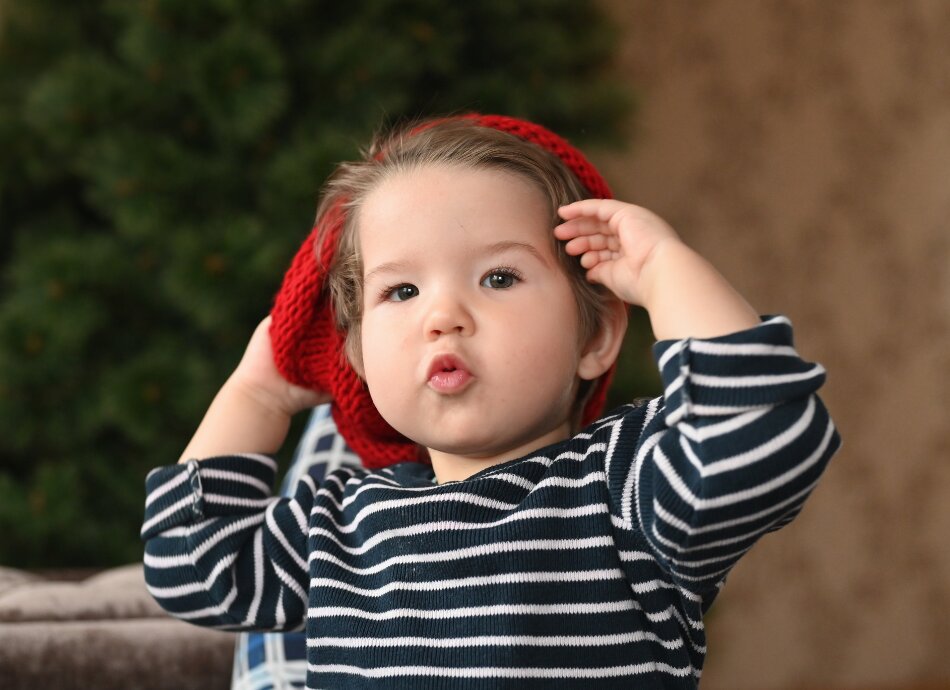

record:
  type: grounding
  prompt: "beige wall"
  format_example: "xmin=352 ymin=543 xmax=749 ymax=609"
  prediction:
xmin=596 ymin=1 xmax=950 ymax=688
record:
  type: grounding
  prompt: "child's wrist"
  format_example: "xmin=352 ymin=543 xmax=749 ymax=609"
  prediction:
xmin=636 ymin=238 xmax=691 ymax=309
xmin=176 ymin=374 xmax=295 ymax=463
xmin=228 ymin=369 xmax=329 ymax=418
xmin=640 ymin=242 xmax=759 ymax=341
xmin=226 ymin=371 xmax=298 ymax=420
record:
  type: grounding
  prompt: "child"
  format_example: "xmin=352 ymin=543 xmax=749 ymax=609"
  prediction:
xmin=142 ymin=114 xmax=840 ymax=688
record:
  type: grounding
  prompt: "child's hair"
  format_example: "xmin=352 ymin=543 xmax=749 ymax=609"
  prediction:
xmin=314 ymin=117 xmax=617 ymax=421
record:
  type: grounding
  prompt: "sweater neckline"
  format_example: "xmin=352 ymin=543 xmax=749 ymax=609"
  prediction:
xmin=389 ymin=435 xmax=572 ymax=487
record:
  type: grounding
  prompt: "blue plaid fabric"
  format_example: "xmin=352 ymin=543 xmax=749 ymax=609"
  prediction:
xmin=230 ymin=405 xmax=362 ymax=690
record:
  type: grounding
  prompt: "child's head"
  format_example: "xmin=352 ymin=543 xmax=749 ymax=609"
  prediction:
xmin=269 ymin=114 xmax=623 ymax=467
xmin=316 ymin=118 xmax=619 ymax=425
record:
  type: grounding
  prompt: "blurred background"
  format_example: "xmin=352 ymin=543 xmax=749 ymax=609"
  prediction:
xmin=0 ymin=0 xmax=947 ymax=688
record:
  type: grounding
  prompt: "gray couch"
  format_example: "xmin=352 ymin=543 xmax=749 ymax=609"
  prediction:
xmin=0 ymin=564 xmax=235 ymax=690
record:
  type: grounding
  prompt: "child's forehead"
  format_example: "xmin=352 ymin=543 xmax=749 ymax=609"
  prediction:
xmin=360 ymin=164 xmax=551 ymax=233
xmin=364 ymin=163 xmax=547 ymax=213
xmin=357 ymin=164 xmax=559 ymax=268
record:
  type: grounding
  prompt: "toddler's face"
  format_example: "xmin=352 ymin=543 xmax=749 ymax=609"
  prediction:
xmin=357 ymin=164 xmax=589 ymax=463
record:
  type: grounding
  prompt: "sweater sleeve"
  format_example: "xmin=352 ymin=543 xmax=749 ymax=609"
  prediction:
xmin=605 ymin=315 xmax=841 ymax=595
xmin=141 ymin=454 xmax=323 ymax=632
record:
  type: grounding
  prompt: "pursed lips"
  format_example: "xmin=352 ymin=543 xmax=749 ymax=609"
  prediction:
xmin=426 ymin=354 xmax=474 ymax=394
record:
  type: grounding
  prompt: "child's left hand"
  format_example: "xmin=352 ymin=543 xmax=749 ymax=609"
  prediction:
xmin=558 ymin=198 xmax=761 ymax=341
xmin=555 ymin=199 xmax=682 ymax=307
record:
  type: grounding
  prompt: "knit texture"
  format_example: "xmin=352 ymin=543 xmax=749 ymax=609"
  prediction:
xmin=268 ymin=114 xmax=613 ymax=469
xmin=142 ymin=317 xmax=841 ymax=689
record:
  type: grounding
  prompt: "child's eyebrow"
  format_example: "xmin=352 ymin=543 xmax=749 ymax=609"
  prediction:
xmin=364 ymin=241 xmax=551 ymax=282
xmin=484 ymin=240 xmax=552 ymax=267
xmin=364 ymin=260 xmax=410 ymax=283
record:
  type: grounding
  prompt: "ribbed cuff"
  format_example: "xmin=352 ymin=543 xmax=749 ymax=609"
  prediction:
xmin=142 ymin=454 xmax=277 ymax=540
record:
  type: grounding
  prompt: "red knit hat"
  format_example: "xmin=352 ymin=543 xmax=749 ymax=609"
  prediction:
xmin=269 ymin=114 xmax=614 ymax=469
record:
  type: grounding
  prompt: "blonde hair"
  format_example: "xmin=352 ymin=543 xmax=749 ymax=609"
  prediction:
xmin=315 ymin=118 xmax=615 ymax=415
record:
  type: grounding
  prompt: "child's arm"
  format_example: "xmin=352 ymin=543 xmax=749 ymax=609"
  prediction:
xmin=557 ymin=200 xmax=840 ymax=594
xmin=142 ymin=317 xmax=331 ymax=632
xmin=178 ymin=316 xmax=329 ymax=462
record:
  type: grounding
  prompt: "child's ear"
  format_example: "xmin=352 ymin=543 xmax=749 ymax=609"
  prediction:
xmin=577 ymin=297 xmax=628 ymax=381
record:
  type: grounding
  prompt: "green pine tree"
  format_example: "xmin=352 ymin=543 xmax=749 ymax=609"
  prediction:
xmin=0 ymin=0 xmax=642 ymax=568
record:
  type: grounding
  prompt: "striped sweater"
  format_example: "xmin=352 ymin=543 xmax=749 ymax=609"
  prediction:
xmin=142 ymin=316 xmax=839 ymax=688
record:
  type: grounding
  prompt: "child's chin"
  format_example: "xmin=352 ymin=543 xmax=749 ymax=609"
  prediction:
xmin=423 ymin=435 xmax=510 ymax=460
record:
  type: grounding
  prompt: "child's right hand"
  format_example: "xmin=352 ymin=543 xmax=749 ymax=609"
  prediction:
xmin=232 ymin=316 xmax=331 ymax=418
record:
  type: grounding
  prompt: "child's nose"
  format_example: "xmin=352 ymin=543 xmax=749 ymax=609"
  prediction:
xmin=423 ymin=293 xmax=475 ymax=339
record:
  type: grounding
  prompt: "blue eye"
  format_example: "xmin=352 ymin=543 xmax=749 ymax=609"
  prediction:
xmin=481 ymin=268 xmax=522 ymax=289
xmin=385 ymin=284 xmax=419 ymax=302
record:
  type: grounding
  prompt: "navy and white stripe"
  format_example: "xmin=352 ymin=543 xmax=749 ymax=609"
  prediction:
xmin=230 ymin=405 xmax=361 ymax=690
xmin=143 ymin=316 xmax=839 ymax=689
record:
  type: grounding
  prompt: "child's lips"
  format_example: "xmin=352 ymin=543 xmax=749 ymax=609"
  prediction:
xmin=426 ymin=354 xmax=473 ymax=394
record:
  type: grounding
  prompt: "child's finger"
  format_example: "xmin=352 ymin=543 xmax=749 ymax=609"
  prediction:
xmin=585 ymin=262 xmax=609 ymax=287
xmin=554 ymin=216 xmax=612 ymax=240
xmin=558 ymin=199 xmax=635 ymax=222
xmin=579 ymin=249 xmax=616 ymax=269
xmin=564 ymin=234 xmax=619 ymax=256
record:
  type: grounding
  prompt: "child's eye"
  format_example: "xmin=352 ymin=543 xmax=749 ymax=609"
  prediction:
xmin=481 ymin=267 xmax=523 ymax=290
xmin=383 ymin=284 xmax=419 ymax=302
